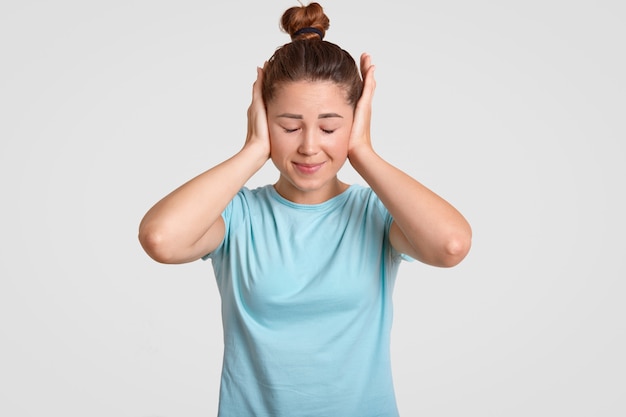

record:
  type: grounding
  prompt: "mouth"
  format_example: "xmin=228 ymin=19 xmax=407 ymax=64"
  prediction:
xmin=292 ymin=162 xmax=325 ymax=175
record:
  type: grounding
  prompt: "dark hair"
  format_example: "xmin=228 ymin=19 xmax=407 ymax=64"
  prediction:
xmin=262 ymin=2 xmax=363 ymax=107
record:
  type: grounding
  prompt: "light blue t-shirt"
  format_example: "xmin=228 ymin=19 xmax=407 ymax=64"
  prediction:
xmin=205 ymin=184 xmax=405 ymax=417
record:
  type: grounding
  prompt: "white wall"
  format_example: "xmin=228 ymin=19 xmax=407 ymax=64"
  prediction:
xmin=1 ymin=1 xmax=624 ymax=416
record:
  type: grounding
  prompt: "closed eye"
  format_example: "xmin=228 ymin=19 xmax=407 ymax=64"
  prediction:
xmin=321 ymin=128 xmax=336 ymax=134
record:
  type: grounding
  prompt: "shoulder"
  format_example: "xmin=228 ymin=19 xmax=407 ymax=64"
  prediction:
xmin=344 ymin=184 xmax=388 ymax=216
xmin=234 ymin=184 xmax=272 ymax=200
xmin=229 ymin=184 xmax=274 ymax=209
xmin=219 ymin=185 xmax=276 ymax=231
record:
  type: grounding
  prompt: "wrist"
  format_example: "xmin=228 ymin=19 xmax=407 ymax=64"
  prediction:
xmin=348 ymin=142 xmax=376 ymax=165
xmin=241 ymin=139 xmax=271 ymax=169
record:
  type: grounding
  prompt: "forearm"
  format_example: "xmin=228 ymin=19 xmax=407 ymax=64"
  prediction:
xmin=139 ymin=142 xmax=267 ymax=261
xmin=349 ymin=145 xmax=472 ymax=266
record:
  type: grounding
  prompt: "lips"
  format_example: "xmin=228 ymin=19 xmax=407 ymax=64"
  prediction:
xmin=293 ymin=161 xmax=325 ymax=174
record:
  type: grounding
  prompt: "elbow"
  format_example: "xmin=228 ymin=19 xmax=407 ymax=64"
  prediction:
xmin=440 ymin=229 xmax=472 ymax=268
xmin=138 ymin=227 xmax=179 ymax=264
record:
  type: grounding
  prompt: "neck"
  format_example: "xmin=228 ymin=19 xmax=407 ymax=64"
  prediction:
xmin=273 ymin=176 xmax=349 ymax=204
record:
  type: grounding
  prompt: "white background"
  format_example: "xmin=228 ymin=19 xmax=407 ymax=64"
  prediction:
xmin=1 ymin=1 xmax=624 ymax=416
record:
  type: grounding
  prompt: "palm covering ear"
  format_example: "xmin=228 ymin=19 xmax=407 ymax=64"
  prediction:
xmin=245 ymin=64 xmax=271 ymax=159
xmin=349 ymin=53 xmax=377 ymax=158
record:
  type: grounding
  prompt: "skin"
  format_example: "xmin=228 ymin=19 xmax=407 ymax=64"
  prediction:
xmin=138 ymin=53 xmax=472 ymax=267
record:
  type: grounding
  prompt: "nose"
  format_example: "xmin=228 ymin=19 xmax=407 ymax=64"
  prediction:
xmin=297 ymin=128 xmax=320 ymax=156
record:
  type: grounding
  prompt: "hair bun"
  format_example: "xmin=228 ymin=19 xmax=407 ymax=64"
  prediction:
xmin=281 ymin=2 xmax=330 ymax=40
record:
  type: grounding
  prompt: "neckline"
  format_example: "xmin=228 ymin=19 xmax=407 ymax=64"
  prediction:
xmin=268 ymin=184 xmax=356 ymax=210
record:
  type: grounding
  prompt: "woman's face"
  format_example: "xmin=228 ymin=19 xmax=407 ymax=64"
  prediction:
xmin=267 ymin=80 xmax=354 ymax=204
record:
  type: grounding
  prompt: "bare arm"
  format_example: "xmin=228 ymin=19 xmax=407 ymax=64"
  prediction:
xmin=138 ymin=67 xmax=270 ymax=264
xmin=348 ymin=54 xmax=472 ymax=267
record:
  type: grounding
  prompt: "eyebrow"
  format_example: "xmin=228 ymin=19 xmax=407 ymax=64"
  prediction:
xmin=277 ymin=113 xmax=343 ymax=119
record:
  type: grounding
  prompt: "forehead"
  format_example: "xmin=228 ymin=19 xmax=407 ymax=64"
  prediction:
xmin=268 ymin=80 xmax=352 ymax=112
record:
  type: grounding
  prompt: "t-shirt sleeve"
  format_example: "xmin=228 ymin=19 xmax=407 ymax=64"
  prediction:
xmin=371 ymin=189 xmax=415 ymax=263
xmin=201 ymin=187 xmax=249 ymax=261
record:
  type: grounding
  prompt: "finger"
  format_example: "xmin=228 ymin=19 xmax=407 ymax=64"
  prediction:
xmin=249 ymin=66 xmax=267 ymax=116
xmin=359 ymin=53 xmax=375 ymax=94
xmin=359 ymin=67 xmax=376 ymax=109
xmin=248 ymin=66 xmax=265 ymax=133
xmin=360 ymin=53 xmax=374 ymax=78
xmin=255 ymin=61 xmax=268 ymax=94
xmin=253 ymin=66 xmax=263 ymax=95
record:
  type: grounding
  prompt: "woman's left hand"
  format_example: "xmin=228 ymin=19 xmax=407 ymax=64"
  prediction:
xmin=348 ymin=53 xmax=377 ymax=161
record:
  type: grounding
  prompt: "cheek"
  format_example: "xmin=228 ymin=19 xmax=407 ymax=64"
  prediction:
xmin=267 ymin=124 xmax=280 ymax=141
xmin=329 ymin=130 xmax=351 ymax=152
xmin=268 ymin=133 xmax=289 ymax=161
xmin=267 ymin=125 xmax=282 ymax=145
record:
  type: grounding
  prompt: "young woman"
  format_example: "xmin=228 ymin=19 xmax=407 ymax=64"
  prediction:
xmin=139 ymin=2 xmax=471 ymax=416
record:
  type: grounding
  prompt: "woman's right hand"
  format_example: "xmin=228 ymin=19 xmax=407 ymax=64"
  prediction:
xmin=244 ymin=65 xmax=271 ymax=160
